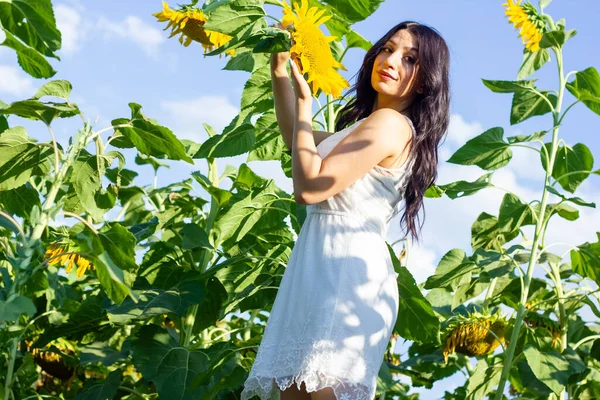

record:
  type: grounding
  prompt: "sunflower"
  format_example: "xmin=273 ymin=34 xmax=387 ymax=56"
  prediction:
xmin=45 ymin=242 xmax=94 ymax=278
xmin=523 ymin=310 xmax=562 ymax=348
xmin=502 ymin=0 xmax=546 ymax=52
xmin=441 ymin=309 xmax=508 ymax=363
xmin=152 ymin=1 xmax=235 ymax=56
xmin=281 ymin=0 xmax=349 ymax=98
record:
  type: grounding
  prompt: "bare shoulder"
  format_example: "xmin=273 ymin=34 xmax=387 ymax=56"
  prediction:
xmin=361 ymin=108 xmax=413 ymax=147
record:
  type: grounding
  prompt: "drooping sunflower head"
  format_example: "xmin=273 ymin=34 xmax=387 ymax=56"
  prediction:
xmin=153 ymin=1 xmax=235 ymax=56
xmin=281 ymin=0 xmax=349 ymax=98
xmin=45 ymin=242 xmax=94 ymax=279
xmin=502 ymin=0 xmax=546 ymax=52
xmin=441 ymin=309 xmax=509 ymax=363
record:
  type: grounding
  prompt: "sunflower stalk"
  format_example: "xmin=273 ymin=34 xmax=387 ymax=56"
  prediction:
xmin=326 ymin=94 xmax=335 ymax=132
xmin=493 ymin=43 xmax=567 ymax=400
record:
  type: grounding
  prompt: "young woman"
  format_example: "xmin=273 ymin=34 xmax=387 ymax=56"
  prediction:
xmin=241 ymin=21 xmax=450 ymax=400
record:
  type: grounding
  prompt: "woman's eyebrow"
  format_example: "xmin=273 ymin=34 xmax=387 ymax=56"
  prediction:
xmin=385 ymin=40 xmax=418 ymax=52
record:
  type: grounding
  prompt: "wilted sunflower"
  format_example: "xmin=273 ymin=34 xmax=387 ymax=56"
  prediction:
xmin=282 ymin=0 xmax=349 ymax=98
xmin=45 ymin=242 xmax=94 ymax=278
xmin=442 ymin=309 xmax=508 ymax=363
xmin=153 ymin=1 xmax=235 ymax=56
xmin=502 ymin=0 xmax=546 ymax=52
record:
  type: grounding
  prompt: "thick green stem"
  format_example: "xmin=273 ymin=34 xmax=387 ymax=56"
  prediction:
xmin=326 ymin=94 xmax=335 ymax=132
xmin=4 ymin=338 xmax=18 ymax=400
xmin=494 ymin=46 xmax=566 ymax=400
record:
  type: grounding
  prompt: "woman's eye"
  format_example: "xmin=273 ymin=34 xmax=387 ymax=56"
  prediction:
xmin=381 ymin=46 xmax=392 ymax=53
xmin=406 ymin=56 xmax=415 ymax=63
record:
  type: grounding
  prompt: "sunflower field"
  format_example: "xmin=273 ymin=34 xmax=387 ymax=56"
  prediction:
xmin=0 ymin=0 xmax=599 ymax=399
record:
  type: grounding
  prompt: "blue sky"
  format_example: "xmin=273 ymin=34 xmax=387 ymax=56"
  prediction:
xmin=1 ymin=0 xmax=599 ymax=397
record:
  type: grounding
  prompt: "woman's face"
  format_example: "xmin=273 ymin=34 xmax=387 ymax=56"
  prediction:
xmin=371 ymin=29 xmax=422 ymax=101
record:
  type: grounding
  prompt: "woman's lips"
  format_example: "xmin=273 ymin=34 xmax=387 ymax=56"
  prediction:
xmin=378 ymin=71 xmax=396 ymax=80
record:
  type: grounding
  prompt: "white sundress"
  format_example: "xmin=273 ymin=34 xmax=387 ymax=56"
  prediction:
xmin=241 ymin=114 xmax=417 ymax=400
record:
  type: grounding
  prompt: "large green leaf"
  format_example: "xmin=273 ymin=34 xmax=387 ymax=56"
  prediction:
xmin=498 ymin=193 xmax=532 ymax=233
xmin=539 ymin=28 xmax=577 ymax=49
xmin=523 ymin=344 xmax=571 ymax=395
xmin=424 ymin=249 xmax=476 ymax=291
xmin=195 ymin=122 xmax=256 ymax=158
xmin=0 ymin=182 xmax=40 ymax=218
xmin=388 ymin=244 xmax=440 ymax=345
xmin=0 ymin=0 xmax=61 ymax=57
xmin=107 ymin=279 xmax=206 ymax=324
xmin=345 ymin=30 xmax=372 ymax=51
xmin=471 ymin=212 xmax=520 ymax=252
xmin=32 ymin=79 xmax=73 ymax=100
xmin=247 ymin=111 xmax=286 ymax=162
xmin=541 ymin=142 xmax=594 ymax=193
xmin=0 ymin=295 xmax=36 ymax=322
xmin=131 ymin=324 xmax=210 ymax=400
xmin=111 ymin=103 xmax=193 ymax=164
xmin=69 ymin=150 xmax=111 ymax=221
xmin=0 ymin=28 xmax=56 ymax=78
xmin=566 ymin=67 xmax=600 ymax=116
xmin=447 ymin=127 xmax=511 ymax=170
xmin=98 ymin=223 xmax=138 ymax=272
xmin=320 ymin=0 xmax=383 ymax=23
xmin=511 ymin=89 xmax=557 ymax=125
xmin=202 ymin=0 xmax=266 ymax=36
xmin=465 ymin=358 xmax=503 ymax=399
xmin=0 ymin=99 xmax=79 ymax=125
xmin=0 ymin=126 xmax=53 ymax=190
xmin=223 ymin=49 xmax=269 ymax=72
xmin=570 ymin=232 xmax=600 ymax=285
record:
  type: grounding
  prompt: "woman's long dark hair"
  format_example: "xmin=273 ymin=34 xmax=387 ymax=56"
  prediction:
xmin=335 ymin=21 xmax=450 ymax=244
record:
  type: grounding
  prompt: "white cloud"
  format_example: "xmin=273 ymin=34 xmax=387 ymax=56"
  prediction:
xmin=96 ymin=16 xmax=164 ymax=59
xmin=0 ymin=65 xmax=35 ymax=97
xmin=446 ymin=113 xmax=484 ymax=147
xmin=160 ymin=95 xmax=239 ymax=140
xmin=55 ymin=4 xmax=86 ymax=55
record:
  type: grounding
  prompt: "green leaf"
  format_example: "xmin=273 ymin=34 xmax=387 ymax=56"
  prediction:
xmin=541 ymin=142 xmax=594 ymax=193
xmin=73 ymin=370 xmax=121 ymax=400
xmin=107 ymin=279 xmax=207 ymax=324
xmin=436 ymin=173 xmax=496 ymax=200
xmin=388 ymin=244 xmax=440 ymax=345
xmin=424 ymin=249 xmax=475 ymax=291
xmin=481 ymin=78 xmax=536 ymax=93
xmin=0 ymin=182 xmax=40 ymax=218
xmin=511 ymin=89 xmax=557 ymax=125
xmin=345 ymin=30 xmax=372 ymax=51
xmin=0 ymin=0 xmax=61 ymax=57
xmin=507 ymin=130 xmax=548 ymax=144
xmin=98 ymin=223 xmax=138 ymax=272
xmin=181 ymin=223 xmax=213 ymax=250
xmin=566 ymin=67 xmax=600 ymax=116
xmin=539 ymin=29 xmax=575 ymax=49
xmin=195 ymin=122 xmax=255 ymax=158
xmin=545 ymin=185 xmax=596 ymax=208
xmin=0 ymin=295 xmax=36 ymax=322
xmin=202 ymin=1 xmax=265 ymax=36
xmin=0 ymin=28 xmax=56 ymax=79
xmin=205 ymin=18 xmax=267 ymax=57
xmin=523 ymin=344 xmax=571 ymax=395
xmin=466 ymin=358 xmax=503 ymax=398
xmin=223 ymin=50 xmax=269 ymax=72
xmin=0 ymin=99 xmax=79 ymax=125
xmin=32 ymin=80 xmax=72 ymax=100
xmin=320 ymin=0 xmax=384 ymax=23
xmin=251 ymin=27 xmax=291 ymax=53
xmin=498 ymin=193 xmax=531 ymax=233
xmin=570 ymin=232 xmax=600 ymax=285
xmin=131 ymin=324 xmax=210 ymax=400
xmin=111 ymin=105 xmax=193 ymax=164
xmin=240 ymin=63 xmax=272 ymax=109
xmin=69 ymin=150 xmax=111 ymax=221
xmin=517 ymin=48 xmax=550 ymax=80
xmin=447 ymin=127 xmax=511 ymax=170
xmin=0 ymin=126 xmax=53 ymax=190
xmin=472 ymin=212 xmax=520 ymax=252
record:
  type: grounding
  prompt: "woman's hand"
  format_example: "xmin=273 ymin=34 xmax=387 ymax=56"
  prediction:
xmin=270 ymin=23 xmax=290 ymax=74
xmin=289 ymin=57 xmax=312 ymax=102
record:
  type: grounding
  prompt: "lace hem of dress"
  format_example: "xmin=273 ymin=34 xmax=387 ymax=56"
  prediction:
xmin=241 ymin=370 xmax=373 ymax=400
